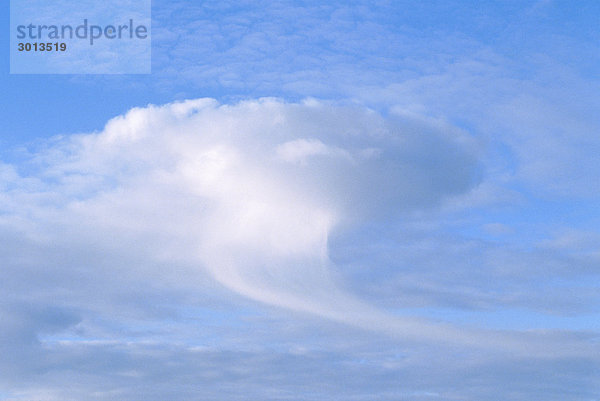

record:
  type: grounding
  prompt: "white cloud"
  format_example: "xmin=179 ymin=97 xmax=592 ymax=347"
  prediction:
xmin=275 ymin=138 xmax=351 ymax=165
xmin=0 ymin=98 xmax=483 ymax=333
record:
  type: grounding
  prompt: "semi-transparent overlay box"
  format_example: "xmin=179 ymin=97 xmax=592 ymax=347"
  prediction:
xmin=10 ymin=0 xmax=151 ymax=74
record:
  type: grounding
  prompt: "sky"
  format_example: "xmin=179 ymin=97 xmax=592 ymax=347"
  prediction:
xmin=0 ymin=1 xmax=599 ymax=400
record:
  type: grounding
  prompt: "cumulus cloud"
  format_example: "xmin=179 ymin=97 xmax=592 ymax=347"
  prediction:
xmin=0 ymin=98 xmax=482 ymax=330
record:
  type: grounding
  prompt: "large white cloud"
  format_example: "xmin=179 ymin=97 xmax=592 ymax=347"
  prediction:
xmin=0 ymin=98 xmax=482 ymax=327
xmin=4 ymin=97 xmax=599 ymax=356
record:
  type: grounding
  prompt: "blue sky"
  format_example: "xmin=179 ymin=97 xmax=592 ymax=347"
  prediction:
xmin=1 ymin=1 xmax=599 ymax=400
